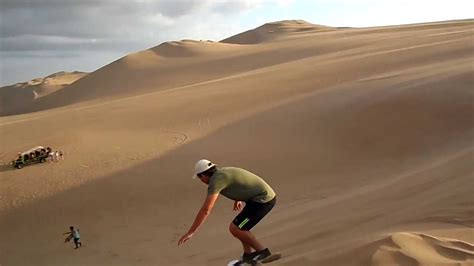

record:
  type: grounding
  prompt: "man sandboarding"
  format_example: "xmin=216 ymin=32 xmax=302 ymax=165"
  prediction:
xmin=178 ymin=159 xmax=281 ymax=265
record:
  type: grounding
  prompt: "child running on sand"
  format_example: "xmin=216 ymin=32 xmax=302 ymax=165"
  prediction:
xmin=64 ymin=226 xmax=82 ymax=249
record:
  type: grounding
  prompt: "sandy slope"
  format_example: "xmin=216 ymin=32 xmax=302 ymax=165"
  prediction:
xmin=371 ymin=232 xmax=474 ymax=265
xmin=0 ymin=19 xmax=473 ymax=266
xmin=0 ymin=71 xmax=87 ymax=115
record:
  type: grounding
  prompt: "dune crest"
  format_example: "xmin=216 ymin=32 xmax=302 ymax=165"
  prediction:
xmin=149 ymin=39 xmax=240 ymax=57
xmin=11 ymin=71 xmax=87 ymax=98
xmin=372 ymin=232 xmax=474 ymax=265
xmin=221 ymin=19 xmax=334 ymax=44
xmin=33 ymin=71 xmax=88 ymax=98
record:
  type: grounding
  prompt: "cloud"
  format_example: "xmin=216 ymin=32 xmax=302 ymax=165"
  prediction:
xmin=0 ymin=35 xmax=138 ymax=52
xmin=152 ymin=0 xmax=206 ymax=17
xmin=210 ymin=0 xmax=264 ymax=14
xmin=0 ymin=1 xmax=214 ymax=39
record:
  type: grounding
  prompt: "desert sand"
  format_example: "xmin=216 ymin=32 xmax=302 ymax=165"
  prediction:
xmin=0 ymin=19 xmax=473 ymax=265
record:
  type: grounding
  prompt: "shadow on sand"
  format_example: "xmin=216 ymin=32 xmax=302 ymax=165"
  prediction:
xmin=0 ymin=163 xmax=16 ymax=173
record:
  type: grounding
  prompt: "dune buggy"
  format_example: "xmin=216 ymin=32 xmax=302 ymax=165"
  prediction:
xmin=12 ymin=146 xmax=49 ymax=169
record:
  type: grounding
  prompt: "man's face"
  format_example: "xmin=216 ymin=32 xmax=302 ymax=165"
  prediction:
xmin=197 ymin=174 xmax=210 ymax=185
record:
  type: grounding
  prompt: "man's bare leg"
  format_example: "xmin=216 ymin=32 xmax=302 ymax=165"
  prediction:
xmin=229 ymin=223 xmax=264 ymax=252
xmin=241 ymin=241 xmax=253 ymax=254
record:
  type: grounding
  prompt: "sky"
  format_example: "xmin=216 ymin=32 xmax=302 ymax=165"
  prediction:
xmin=0 ymin=0 xmax=472 ymax=86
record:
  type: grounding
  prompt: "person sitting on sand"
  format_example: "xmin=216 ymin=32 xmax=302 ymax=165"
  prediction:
xmin=63 ymin=226 xmax=82 ymax=249
xmin=178 ymin=159 xmax=277 ymax=264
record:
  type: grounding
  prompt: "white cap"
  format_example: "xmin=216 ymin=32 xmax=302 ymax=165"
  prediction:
xmin=193 ymin=159 xmax=216 ymax=179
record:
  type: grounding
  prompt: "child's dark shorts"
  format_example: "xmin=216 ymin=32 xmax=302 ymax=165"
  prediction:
xmin=232 ymin=197 xmax=276 ymax=231
xmin=74 ymin=238 xmax=81 ymax=245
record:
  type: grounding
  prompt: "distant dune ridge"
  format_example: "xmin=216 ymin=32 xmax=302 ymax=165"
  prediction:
xmin=150 ymin=39 xmax=240 ymax=57
xmin=0 ymin=19 xmax=473 ymax=266
xmin=221 ymin=19 xmax=334 ymax=44
xmin=0 ymin=71 xmax=87 ymax=114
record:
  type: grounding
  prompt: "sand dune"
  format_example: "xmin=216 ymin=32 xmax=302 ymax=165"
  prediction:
xmin=150 ymin=40 xmax=241 ymax=58
xmin=371 ymin=232 xmax=474 ymax=265
xmin=221 ymin=20 xmax=333 ymax=44
xmin=0 ymin=71 xmax=87 ymax=115
xmin=0 ymin=19 xmax=473 ymax=266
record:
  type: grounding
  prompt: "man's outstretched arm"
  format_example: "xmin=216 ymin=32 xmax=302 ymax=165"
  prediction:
xmin=178 ymin=193 xmax=219 ymax=245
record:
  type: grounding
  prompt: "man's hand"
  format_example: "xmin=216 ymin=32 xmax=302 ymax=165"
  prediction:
xmin=233 ymin=201 xmax=244 ymax=211
xmin=177 ymin=194 xmax=218 ymax=247
xmin=178 ymin=232 xmax=194 ymax=246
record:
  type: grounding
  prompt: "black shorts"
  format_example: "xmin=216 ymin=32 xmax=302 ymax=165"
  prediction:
xmin=232 ymin=197 xmax=276 ymax=231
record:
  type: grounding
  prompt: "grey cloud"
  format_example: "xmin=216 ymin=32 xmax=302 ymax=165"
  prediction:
xmin=1 ymin=50 xmax=84 ymax=59
xmin=0 ymin=0 xmax=211 ymax=43
xmin=210 ymin=1 xmax=257 ymax=15
xmin=1 ymin=1 xmax=150 ymax=38
xmin=152 ymin=0 xmax=206 ymax=17
xmin=0 ymin=0 xmax=205 ymax=18
xmin=0 ymin=0 xmax=92 ymax=10
xmin=0 ymin=35 xmax=138 ymax=52
xmin=1 ymin=1 xmax=176 ymax=53
xmin=0 ymin=0 xmax=146 ymax=10
xmin=0 ymin=0 xmax=262 ymax=53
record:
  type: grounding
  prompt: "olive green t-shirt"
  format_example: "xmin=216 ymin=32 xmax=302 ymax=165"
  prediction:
xmin=207 ymin=167 xmax=276 ymax=203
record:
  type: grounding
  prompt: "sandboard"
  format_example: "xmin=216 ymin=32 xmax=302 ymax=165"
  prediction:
xmin=227 ymin=260 xmax=241 ymax=266
xmin=227 ymin=260 xmax=257 ymax=266
xmin=228 ymin=253 xmax=282 ymax=266
xmin=261 ymin=253 xmax=282 ymax=263
xmin=64 ymin=234 xmax=73 ymax=242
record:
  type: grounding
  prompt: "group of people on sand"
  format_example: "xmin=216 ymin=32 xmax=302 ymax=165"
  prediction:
xmin=48 ymin=149 xmax=64 ymax=162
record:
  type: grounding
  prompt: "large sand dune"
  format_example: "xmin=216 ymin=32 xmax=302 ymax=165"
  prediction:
xmin=0 ymin=19 xmax=473 ymax=265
